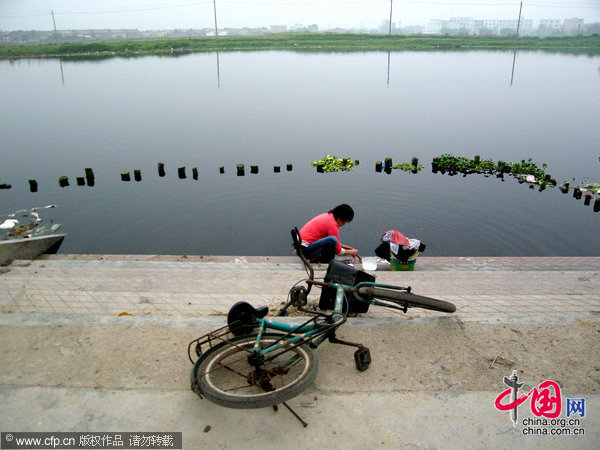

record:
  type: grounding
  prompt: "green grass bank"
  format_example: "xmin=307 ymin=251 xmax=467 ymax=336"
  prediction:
xmin=2 ymin=33 xmax=600 ymax=59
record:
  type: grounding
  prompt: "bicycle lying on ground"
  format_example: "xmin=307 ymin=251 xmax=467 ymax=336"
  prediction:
xmin=188 ymin=228 xmax=455 ymax=425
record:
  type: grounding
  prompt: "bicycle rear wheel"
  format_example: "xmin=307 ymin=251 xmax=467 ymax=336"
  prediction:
xmin=365 ymin=287 xmax=456 ymax=313
xmin=195 ymin=334 xmax=318 ymax=409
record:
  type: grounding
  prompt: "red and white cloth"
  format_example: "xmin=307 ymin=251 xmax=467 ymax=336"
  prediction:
xmin=381 ymin=230 xmax=420 ymax=256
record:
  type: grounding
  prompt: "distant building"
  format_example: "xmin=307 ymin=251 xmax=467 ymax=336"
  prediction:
xmin=426 ymin=17 xmax=534 ymax=35
xmin=270 ymin=25 xmax=287 ymax=33
xmin=563 ymin=18 xmax=584 ymax=34
xmin=425 ymin=17 xmax=475 ymax=34
xmin=480 ymin=19 xmax=533 ymax=35
xmin=448 ymin=17 xmax=475 ymax=33
xmin=539 ymin=19 xmax=561 ymax=31
xmin=205 ymin=30 xmax=229 ymax=36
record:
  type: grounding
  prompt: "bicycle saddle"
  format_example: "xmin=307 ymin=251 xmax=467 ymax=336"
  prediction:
xmin=291 ymin=227 xmax=303 ymax=253
xmin=227 ymin=301 xmax=269 ymax=336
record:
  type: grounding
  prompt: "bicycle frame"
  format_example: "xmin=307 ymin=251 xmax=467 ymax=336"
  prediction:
xmin=251 ymin=283 xmax=347 ymax=359
xmin=188 ymin=277 xmax=414 ymax=368
xmin=188 ymin=281 xmax=355 ymax=368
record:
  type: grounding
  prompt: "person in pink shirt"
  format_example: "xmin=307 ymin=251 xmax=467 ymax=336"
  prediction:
xmin=299 ymin=204 xmax=361 ymax=263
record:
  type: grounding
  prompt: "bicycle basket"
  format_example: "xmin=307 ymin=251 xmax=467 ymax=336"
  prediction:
xmin=319 ymin=261 xmax=375 ymax=314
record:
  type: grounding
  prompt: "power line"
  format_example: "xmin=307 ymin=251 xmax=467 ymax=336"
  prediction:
xmin=1 ymin=0 xmax=598 ymax=21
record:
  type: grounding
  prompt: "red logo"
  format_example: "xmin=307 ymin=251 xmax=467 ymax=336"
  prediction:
xmin=495 ymin=370 xmax=562 ymax=426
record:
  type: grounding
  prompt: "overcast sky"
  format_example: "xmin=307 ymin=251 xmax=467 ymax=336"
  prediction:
xmin=1 ymin=0 xmax=599 ymax=31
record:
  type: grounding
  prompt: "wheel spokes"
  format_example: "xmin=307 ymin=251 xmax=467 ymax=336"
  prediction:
xmin=209 ymin=347 xmax=300 ymax=395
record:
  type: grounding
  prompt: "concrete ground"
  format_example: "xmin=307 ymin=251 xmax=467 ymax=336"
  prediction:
xmin=0 ymin=255 xmax=599 ymax=449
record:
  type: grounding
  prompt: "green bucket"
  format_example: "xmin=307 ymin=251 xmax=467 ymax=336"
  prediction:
xmin=390 ymin=251 xmax=418 ymax=271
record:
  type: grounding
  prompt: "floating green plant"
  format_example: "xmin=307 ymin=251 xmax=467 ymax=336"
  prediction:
xmin=392 ymin=162 xmax=423 ymax=172
xmin=431 ymin=154 xmax=496 ymax=176
xmin=312 ymin=155 xmax=359 ymax=172
xmin=431 ymin=154 xmax=557 ymax=190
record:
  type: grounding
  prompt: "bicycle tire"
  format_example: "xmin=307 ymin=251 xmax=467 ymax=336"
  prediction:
xmin=195 ymin=333 xmax=318 ymax=409
xmin=366 ymin=287 xmax=456 ymax=313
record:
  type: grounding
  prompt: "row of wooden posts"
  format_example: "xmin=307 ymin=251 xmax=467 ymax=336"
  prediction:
xmin=3 ymin=161 xmax=600 ymax=213
xmin=1 ymin=163 xmax=296 ymax=191
xmin=131 ymin=163 xmax=294 ymax=180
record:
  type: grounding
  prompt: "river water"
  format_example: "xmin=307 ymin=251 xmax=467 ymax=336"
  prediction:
xmin=1 ymin=50 xmax=599 ymax=256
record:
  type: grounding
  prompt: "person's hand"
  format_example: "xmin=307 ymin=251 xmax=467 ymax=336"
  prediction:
xmin=347 ymin=248 xmax=362 ymax=261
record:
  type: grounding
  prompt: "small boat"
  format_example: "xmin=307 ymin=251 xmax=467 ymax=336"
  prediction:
xmin=0 ymin=205 xmax=66 ymax=265
xmin=0 ymin=233 xmax=66 ymax=265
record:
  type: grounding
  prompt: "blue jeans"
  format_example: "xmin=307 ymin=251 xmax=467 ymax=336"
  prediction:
xmin=301 ymin=236 xmax=338 ymax=263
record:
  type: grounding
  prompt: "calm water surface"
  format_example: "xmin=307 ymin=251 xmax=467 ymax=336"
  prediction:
xmin=1 ymin=51 xmax=599 ymax=256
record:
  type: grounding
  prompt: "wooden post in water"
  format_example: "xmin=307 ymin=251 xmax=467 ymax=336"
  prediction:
xmin=411 ymin=157 xmax=419 ymax=173
xmin=59 ymin=176 xmax=69 ymax=187
xmin=250 ymin=165 xmax=259 ymax=174
xmin=178 ymin=167 xmax=186 ymax=179
xmin=375 ymin=161 xmax=382 ymax=172
xmin=286 ymin=164 xmax=293 ymax=171
xmin=219 ymin=166 xmax=225 ymax=174
xmin=134 ymin=170 xmax=142 ymax=182
xmin=317 ymin=164 xmax=324 ymax=173
xmin=274 ymin=166 xmax=280 ymax=173
xmin=594 ymin=198 xmax=600 ymax=213
xmin=158 ymin=163 xmax=166 ymax=177
xmin=76 ymin=177 xmax=85 ymax=186
xmin=85 ymin=168 xmax=95 ymax=186
xmin=0 ymin=184 xmax=11 ymax=189
xmin=384 ymin=157 xmax=392 ymax=174
xmin=29 ymin=179 xmax=38 ymax=192
xmin=192 ymin=167 xmax=198 ymax=180
xmin=573 ymin=187 xmax=582 ymax=199
xmin=237 ymin=164 xmax=245 ymax=176
xmin=584 ymin=194 xmax=592 ymax=206
xmin=121 ymin=171 xmax=130 ymax=182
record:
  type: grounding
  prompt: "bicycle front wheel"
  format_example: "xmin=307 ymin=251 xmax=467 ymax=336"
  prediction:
xmin=195 ymin=334 xmax=318 ymax=409
xmin=366 ymin=287 xmax=456 ymax=313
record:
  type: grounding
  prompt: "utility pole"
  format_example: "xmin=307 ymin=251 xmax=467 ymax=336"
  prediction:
xmin=388 ymin=0 xmax=393 ymax=35
xmin=516 ymin=1 xmax=523 ymax=37
xmin=51 ymin=10 xmax=58 ymax=40
xmin=387 ymin=0 xmax=393 ymax=87
xmin=213 ymin=0 xmax=219 ymax=37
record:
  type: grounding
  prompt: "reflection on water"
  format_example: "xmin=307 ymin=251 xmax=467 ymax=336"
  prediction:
xmin=510 ymin=50 xmax=517 ymax=86
xmin=59 ymin=60 xmax=65 ymax=87
xmin=387 ymin=50 xmax=391 ymax=87
xmin=216 ymin=51 xmax=220 ymax=88
xmin=0 ymin=51 xmax=599 ymax=256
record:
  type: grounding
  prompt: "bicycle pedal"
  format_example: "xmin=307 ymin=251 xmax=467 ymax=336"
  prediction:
xmin=354 ymin=347 xmax=371 ymax=371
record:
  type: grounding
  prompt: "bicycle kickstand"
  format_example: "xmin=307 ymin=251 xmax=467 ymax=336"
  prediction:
xmin=272 ymin=402 xmax=308 ymax=427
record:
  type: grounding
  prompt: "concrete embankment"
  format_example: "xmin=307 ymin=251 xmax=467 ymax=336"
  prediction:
xmin=0 ymin=255 xmax=598 ymax=448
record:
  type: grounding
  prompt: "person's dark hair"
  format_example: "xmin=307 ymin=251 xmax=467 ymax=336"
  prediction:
xmin=330 ymin=204 xmax=354 ymax=223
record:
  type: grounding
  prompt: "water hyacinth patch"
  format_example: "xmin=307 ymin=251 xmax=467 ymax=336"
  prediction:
xmin=431 ymin=154 xmax=556 ymax=189
xmin=313 ymin=155 xmax=359 ymax=172
xmin=392 ymin=162 xmax=423 ymax=172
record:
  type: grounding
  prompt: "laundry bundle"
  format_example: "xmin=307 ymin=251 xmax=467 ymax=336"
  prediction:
xmin=374 ymin=230 xmax=426 ymax=264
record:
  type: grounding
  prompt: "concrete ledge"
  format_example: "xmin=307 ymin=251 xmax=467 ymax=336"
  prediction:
xmin=36 ymin=254 xmax=600 ymax=271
